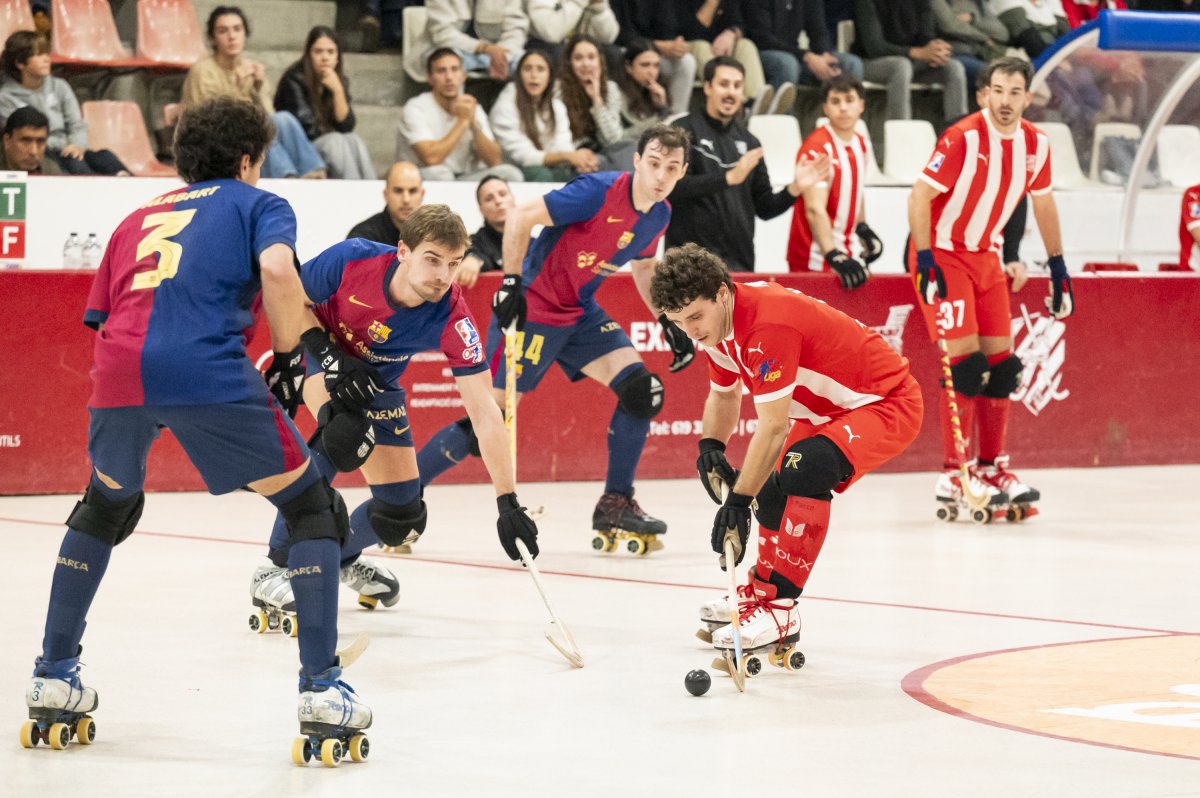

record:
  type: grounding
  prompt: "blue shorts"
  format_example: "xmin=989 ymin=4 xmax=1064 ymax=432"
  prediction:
xmin=87 ymin=397 xmax=309 ymax=495
xmin=486 ymin=304 xmax=633 ymax=392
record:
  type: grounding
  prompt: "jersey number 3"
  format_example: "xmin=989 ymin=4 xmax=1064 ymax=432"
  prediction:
xmin=131 ymin=209 xmax=198 ymax=291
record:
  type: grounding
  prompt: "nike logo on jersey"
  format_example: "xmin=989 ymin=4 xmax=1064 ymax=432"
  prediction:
xmin=393 ymin=425 xmax=410 ymax=436
xmin=606 ymin=216 xmax=624 ymax=224
xmin=348 ymin=295 xmax=373 ymax=308
xmin=843 ymin=424 xmax=861 ymax=443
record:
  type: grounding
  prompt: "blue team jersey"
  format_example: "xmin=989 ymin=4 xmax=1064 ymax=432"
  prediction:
xmin=302 ymin=238 xmax=489 ymax=387
xmin=84 ymin=179 xmax=297 ymax=408
xmin=525 ymin=171 xmax=670 ymax=325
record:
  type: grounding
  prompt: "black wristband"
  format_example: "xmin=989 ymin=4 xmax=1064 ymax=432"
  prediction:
xmin=301 ymin=327 xmax=331 ymax=354
xmin=698 ymin=437 xmax=727 ymax=454
xmin=725 ymin=491 xmax=753 ymax=508
xmin=497 ymin=492 xmax=520 ymax=513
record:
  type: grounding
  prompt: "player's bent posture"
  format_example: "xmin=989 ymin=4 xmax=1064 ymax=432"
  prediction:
xmin=908 ymin=56 xmax=1074 ymax=513
xmin=785 ymin=75 xmax=883 ymax=287
xmin=251 ymin=204 xmax=540 ymax=616
xmin=1179 ymin=182 xmax=1200 ymax=271
xmin=416 ymin=124 xmax=695 ymax=549
xmin=22 ymin=98 xmax=370 ymax=755
xmin=653 ymin=244 xmax=922 ymax=656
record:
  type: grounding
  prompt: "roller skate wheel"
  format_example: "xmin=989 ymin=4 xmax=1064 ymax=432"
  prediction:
xmin=19 ymin=720 xmax=37 ymax=748
xmin=785 ymin=648 xmax=806 ymax=671
xmin=76 ymin=716 xmax=95 ymax=745
xmin=590 ymin=534 xmax=606 ymax=552
xmin=281 ymin=615 xmax=298 ymax=638
xmin=626 ymin=537 xmax=647 ymax=556
xmin=48 ymin=722 xmax=70 ymax=750
xmin=935 ymin=504 xmax=955 ymax=522
xmin=320 ymin=737 xmax=343 ymax=768
xmin=292 ymin=736 xmax=312 ymax=765
xmin=695 ymin=628 xmax=713 ymax=644
xmin=741 ymin=654 xmax=762 ymax=678
xmin=249 ymin=610 xmax=268 ymax=634
xmin=971 ymin=507 xmax=992 ymax=525
xmin=358 ymin=595 xmax=379 ymax=611
xmin=348 ymin=734 xmax=369 ymax=763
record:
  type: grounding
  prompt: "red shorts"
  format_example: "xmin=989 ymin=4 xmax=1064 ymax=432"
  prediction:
xmin=778 ymin=374 xmax=924 ymax=491
xmin=907 ymin=246 xmax=1011 ymax=342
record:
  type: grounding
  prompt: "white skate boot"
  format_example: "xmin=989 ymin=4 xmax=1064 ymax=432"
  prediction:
xmin=977 ymin=456 xmax=1040 ymax=521
xmin=340 ymin=556 xmax=400 ymax=610
xmin=696 ymin=580 xmax=755 ymax=643
xmin=294 ymin=666 xmax=373 ymax=767
xmin=249 ymin=559 xmax=297 ymax=636
xmin=934 ymin=464 xmax=1009 ymax=524
xmin=710 ymin=582 xmax=806 ymax=678
xmin=21 ymin=656 xmax=99 ymax=749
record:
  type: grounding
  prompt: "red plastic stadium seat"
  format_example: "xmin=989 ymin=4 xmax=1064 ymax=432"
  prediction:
xmin=1159 ymin=262 xmax=1193 ymax=272
xmin=82 ymin=100 xmax=177 ymax=177
xmin=1082 ymin=262 xmax=1138 ymax=272
xmin=0 ymin=0 xmax=35 ymax=45
xmin=137 ymin=0 xmax=205 ymax=66
xmin=51 ymin=0 xmax=133 ymax=62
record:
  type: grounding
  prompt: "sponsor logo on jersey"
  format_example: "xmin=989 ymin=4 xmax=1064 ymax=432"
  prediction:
xmin=978 ymin=153 xmax=988 ymax=165
xmin=455 ymin=317 xmax=480 ymax=347
xmin=783 ymin=518 xmax=805 ymax=538
xmin=368 ymin=319 xmax=391 ymax=343
xmin=392 ymin=425 xmax=410 ymax=436
xmin=843 ymin=424 xmax=861 ymax=443
xmin=577 ymin=251 xmax=598 ymax=270
xmin=784 ymin=452 xmax=802 ymax=469
xmin=616 ymin=231 xmax=634 ymax=249
xmin=463 ymin=343 xmax=484 ymax=363
xmin=747 ymin=343 xmax=764 ymax=356
xmin=606 ymin=215 xmax=624 ymax=224
xmin=1190 ymin=202 xmax=1200 ymax=218
xmin=756 ymin=357 xmax=782 ymax=384
xmin=366 ymin=406 xmax=407 ymax=421
xmin=348 ymin=294 xmax=373 ymax=308
xmin=1026 ymin=154 xmax=1037 ymax=173
xmin=928 ymin=152 xmax=946 ymax=173
xmin=599 ymin=321 xmax=621 ymax=333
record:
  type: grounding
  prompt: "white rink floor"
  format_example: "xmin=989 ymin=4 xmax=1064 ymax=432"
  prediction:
xmin=2 ymin=466 xmax=1199 ymax=797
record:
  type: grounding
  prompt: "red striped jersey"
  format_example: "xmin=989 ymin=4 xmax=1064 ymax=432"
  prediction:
xmin=1180 ymin=184 xmax=1200 ymax=271
xmin=786 ymin=124 xmax=870 ymax=271
xmin=919 ymin=110 xmax=1052 ymax=253
xmin=705 ymin=282 xmax=910 ymax=424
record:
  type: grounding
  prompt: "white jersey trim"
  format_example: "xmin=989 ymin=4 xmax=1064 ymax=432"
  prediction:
xmin=710 ymin=380 xmax=737 ymax=392
xmin=795 ymin=366 xmax=883 ymax=410
xmin=754 ymin=384 xmax=794 ymax=403
xmin=919 ymin=173 xmax=950 ymax=194
xmin=1186 ymin=220 xmax=1200 ymax=231
xmin=788 ymin=400 xmax=832 ymax=425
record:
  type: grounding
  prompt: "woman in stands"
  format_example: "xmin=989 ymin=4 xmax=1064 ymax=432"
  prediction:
xmin=618 ymin=39 xmax=673 ymax=139
xmin=557 ymin=33 xmax=635 ymax=171
xmin=274 ymin=26 xmax=376 ymax=179
xmin=489 ymin=49 xmax=596 ymax=182
xmin=0 ymin=31 xmax=130 ymax=175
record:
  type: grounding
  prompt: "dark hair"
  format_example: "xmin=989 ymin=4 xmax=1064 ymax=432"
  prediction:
xmin=987 ymin=56 xmax=1034 ymax=91
xmin=173 ymin=98 xmax=273 ymax=183
xmin=206 ymin=6 xmax=250 ymax=43
xmin=703 ymin=55 xmax=744 ymax=84
xmin=559 ymin=34 xmax=609 ymax=142
xmin=300 ymin=26 xmax=348 ymax=135
xmin=4 ymin=105 xmax=49 ymax=135
xmin=651 ymin=243 xmax=733 ymax=312
xmin=619 ymin=38 xmax=664 ymax=121
xmin=514 ymin=49 xmax=556 ymax=150
xmin=426 ymin=47 xmax=461 ymax=75
xmin=821 ymin=74 xmax=864 ymax=103
xmin=399 ymin=203 xmax=471 ymax=253
xmin=475 ymin=174 xmax=508 ymax=203
xmin=637 ymin=123 xmax=690 ymax=165
xmin=2 ymin=30 xmax=49 ymax=82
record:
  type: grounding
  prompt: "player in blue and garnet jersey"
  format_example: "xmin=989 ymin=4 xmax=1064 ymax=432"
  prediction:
xmin=416 ymin=124 xmax=696 ymax=546
xmin=21 ymin=99 xmax=372 ymax=757
xmin=248 ymin=205 xmax=540 ymax=614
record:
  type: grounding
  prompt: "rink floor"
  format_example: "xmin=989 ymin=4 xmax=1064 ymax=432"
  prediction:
xmin=2 ymin=466 xmax=1198 ymax=797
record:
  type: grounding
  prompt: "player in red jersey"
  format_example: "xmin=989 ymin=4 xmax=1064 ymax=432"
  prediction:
xmin=785 ymin=75 xmax=882 ymax=288
xmin=908 ymin=57 xmax=1074 ymax=514
xmin=653 ymin=244 xmax=922 ymax=661
xmin=1179 ymin=184 xmax=1200 ymax=271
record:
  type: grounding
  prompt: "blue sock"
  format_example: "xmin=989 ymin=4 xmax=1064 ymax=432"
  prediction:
xmin=267 ymin=449 xmax=337 ymax=566
xmin=40 ymin=529 xmax=114 ymax=662
xmin=416 ymin=419 xmax=473 ymax=488
xmin=343 ymin=479 xmax=420 ymax=564
xmin=605 ymin=407 xmax=649 ymax=496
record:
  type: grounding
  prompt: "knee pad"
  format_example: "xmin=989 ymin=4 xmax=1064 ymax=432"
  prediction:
xmin=367 ymin=497 xmax=428 ymax=547
xmin=66 ymin=485 xmax=144 ymax=546
xmin=753 ymin=473 xmax=788 ymax=530
xmin=982 ymin=354 xmax=1023 ymax=398
xmin=455 ymin=416 xmax=481 ymax=458
xmin=280 ymin=478 xmax=350 ymax=546
xmin=317 ymin=404 xmax=376 ymax=472
xmin=949 ymin=351 xmax=990 ymax=398
xmin=777 ymin=436 xmax=852 ymax=498
xmin=612 ymin=367 xmax=665 ymax=420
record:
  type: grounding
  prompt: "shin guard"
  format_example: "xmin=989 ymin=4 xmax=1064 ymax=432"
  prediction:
xmin=771 ymin=496 xmax=832 ymax=593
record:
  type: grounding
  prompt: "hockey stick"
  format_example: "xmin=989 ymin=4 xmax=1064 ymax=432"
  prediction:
xmin=516 ymin=538 xmax=584 ymax=668
xmin=934 ymin=322 xmax=988 ymax=511
xmin=721 ymin=535 xmax=747 ymax=692
xmin=336 ymin=633 xmax=370 ymax=668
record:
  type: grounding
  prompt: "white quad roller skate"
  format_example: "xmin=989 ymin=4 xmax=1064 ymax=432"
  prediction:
xmin=293 ymin=666 xmax=373 ymax=768
xmin=20 ymin=656 xmax=99 ymax=750
xmin=340 ymin=556 xmax=399 ymax=610
xmin=710 ymin=586 xmax=806 ymax=679
xmin=976 ymin=456 xmax=1040 ymax=522
xmin=934 ymin=464 xmax=1009 ymax=525
xmin=249 ymin=560 xmax=298 ymax=637
xmin=695 ymin=581 xmax=755 ymax=644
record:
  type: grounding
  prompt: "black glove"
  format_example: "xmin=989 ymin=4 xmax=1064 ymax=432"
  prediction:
xmin=658 ymin=313 xmax=695 ymax=372
xmin=302 ymin=327 xmax=385 ymax=412
xmin=1045 ymin=254 xmax=1074 ymax=320
xmin=856 ymin=222 xmax=883 ymax=264
xmin=825 ymin=249 xmax=868 ymax=290
xmin=915 ymin=249 xmax=947 ymax=305
xmin=492 ymin=274 xmax=527 ymax=332
xmin=264 ymin=345 xmax=304 ymax=418
xmin=712 ymin=491 xmax=753 ymax=570
xmin=496 ymin=492 xmax=539 ymax=561
xmin=696 ymin=438 xmax=737 ymax=505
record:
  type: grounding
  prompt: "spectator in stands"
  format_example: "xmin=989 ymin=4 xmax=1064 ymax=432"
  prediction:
xmin=668 ymin=0 xmax=769 ymax=112
xmin=525 ymin=0 xmax=620 ymax=62
xmin=853 ymin=0 xmax=968 ymax=123
xmin=346 ymin=161 xmax=425 ymax=243
xmin=397 ymin=48 xmax=523 ymax=182
xmin=1178 ymin=181 xmax=1200 ymax=271
xmin=490 ymin=49 xmax=592 ymax=181
xmin=558 ymin=34 xmax=636 ymax=170
xmin=457 ymin=174 xmax=515 ymax=287
xmin=618 ymin=40 xmax=673 ymax=138
xmin=0 ymin=105 xmax=59 ymax=174
xmin=611 ymin=0 xmax=698 ymax=115
xmin=274 ymin=27 xmax=376 ymax=179
xmin=408 ymin=0 xmax=529 ymax=82
xmin=743 ymin=0 xmax=864 ymax=110
xmin=990 ymin=0 xmax=1069 ymax=57
xmin=0 ymin=32 xmax=129 ymax=175
xmin=667 ymin=56 xmax=830 ymax=271
xmin=356 ymin=0 xmax=406 ymax=52
xmin=182 ymin=6 xmax=326 ymax=178
xmin=824 ymin=0 xmax=857 ymax=45
xmin=931 ymin=0 xmax=1009 ymax=94
xmin=1060 ymin=0 xmax=1127 ymax=27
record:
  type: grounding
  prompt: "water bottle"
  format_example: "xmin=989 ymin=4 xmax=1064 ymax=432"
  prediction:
xmin=63 ymin=232 xmax=83 ymax=269
xmin=81 ymin=233 xmax=103 ymax=269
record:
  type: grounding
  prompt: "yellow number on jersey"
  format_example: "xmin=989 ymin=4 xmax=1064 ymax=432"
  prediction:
xmin=131 ymin=209 xmax=197 ymax=291
xmin=524 ymin=333 xmax=544 ymax=366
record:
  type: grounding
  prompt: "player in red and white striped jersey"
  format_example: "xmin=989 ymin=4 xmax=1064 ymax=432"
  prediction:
xmin=786 ymin=76 xmax=882 ymax=288
xmin=907 ymin=57 xmax=1075 ymax=511
xmin=1179 ymin=184 xmax=1200 ymax=271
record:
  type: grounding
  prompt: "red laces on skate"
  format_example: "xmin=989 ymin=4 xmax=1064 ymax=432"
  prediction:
xmin=738 ymin=597 xmax=793 ymax=640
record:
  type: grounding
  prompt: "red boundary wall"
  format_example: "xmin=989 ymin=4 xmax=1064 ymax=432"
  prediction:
xmin=1 ymin=271 xmax=1198 ymax=494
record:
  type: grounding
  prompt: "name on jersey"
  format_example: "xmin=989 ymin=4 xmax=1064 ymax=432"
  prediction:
xmin=756 ymin=357 xmax=783 ymax=384
xmin=366 ymin=406 xmax=407 ymax=421
xmin=141 ymin=185 xmax=221 ymax=208
xmin=368 ymin=320 xmax=391 ymax=343
xmin=928 ymin=152 xmax=946 ymax=173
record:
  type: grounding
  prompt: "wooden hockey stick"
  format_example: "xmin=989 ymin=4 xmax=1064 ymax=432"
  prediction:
xmin=336 ymin=634 xmax=370 ymax=668
xmin=516 ymin=539 xmax=584 ymax=668
xmin=721 ymin=535 xmax=747 ymax=692
xmin=934 ymin=323 xmax=989 ymax=512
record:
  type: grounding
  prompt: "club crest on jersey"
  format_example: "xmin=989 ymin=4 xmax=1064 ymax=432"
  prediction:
xmin=616 ymin=231 xmax=634 ymax=250
xmin=756 ymin=357 xmax=783 ymax=384
xmin=455 ymin=317 xmax=480 ymax=347
xmin=367 ymin=320 xmax=391 ymax=343
xmin=1190 ymin=202 xmax=1200 ymax=218
xmin=928 ymin=152 xmax=946 ymax=173
xmin=1026 ymin=154 xmax=1037 ymax=173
